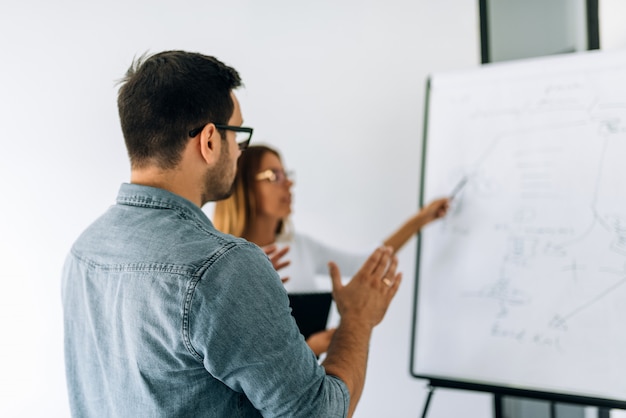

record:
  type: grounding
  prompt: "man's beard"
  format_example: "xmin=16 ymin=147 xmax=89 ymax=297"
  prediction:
xmin=200 ymin=142 xmax=236 ymax=205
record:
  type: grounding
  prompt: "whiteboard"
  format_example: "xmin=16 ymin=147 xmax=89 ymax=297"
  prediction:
xmin=411 ymin=49 xmax=626 ymax=408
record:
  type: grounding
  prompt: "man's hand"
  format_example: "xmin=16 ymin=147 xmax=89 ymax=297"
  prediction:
xmin=329 ymin=245 xmax=401 ymax=330
xmin=322 ymin=246 xmax=402 ymax=417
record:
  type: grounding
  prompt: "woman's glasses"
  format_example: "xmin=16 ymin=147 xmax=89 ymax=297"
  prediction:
xmin=255 ymin=169 xmax=294 ymax=184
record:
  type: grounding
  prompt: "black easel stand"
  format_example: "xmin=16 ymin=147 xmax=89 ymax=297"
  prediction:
xmin=422 ymin=381 xmax=616 ymax=418
xmin=495 ymin=395 xmax=614 ymax=418
xmin=420 ymin=383 xmax=436 ymax=418
xmin=420 ymin=382 xmax=511 ymax=418
xmin=494 ymin=393 xmax=503 ymax=418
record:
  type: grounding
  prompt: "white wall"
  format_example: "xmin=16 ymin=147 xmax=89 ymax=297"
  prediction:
xmin=0 ymin=1 xmax=489 ymax=417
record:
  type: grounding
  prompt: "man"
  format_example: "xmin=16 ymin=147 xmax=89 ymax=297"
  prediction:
xmin=62 ymin=50 xmax=401 ymax=417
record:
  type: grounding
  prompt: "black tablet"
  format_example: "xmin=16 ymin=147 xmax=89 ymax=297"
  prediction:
xmin=287 ymin=292 xmax=333 ymax=340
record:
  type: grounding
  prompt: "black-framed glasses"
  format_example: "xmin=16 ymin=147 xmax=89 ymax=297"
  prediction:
xmin=188 ymin=124 xmax=253 ymax=151
xmin=255 ymin=168 xmax=294 ymax=185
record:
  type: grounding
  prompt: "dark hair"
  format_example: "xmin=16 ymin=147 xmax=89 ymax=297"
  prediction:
xmin=117 ymin=51 xmax=242 ymax=169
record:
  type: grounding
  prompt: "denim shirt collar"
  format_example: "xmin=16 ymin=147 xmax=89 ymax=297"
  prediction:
xmin=116 ymin=183 xmax=213 ymax=229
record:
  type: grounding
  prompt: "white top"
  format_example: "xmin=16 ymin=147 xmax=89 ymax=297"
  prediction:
xmin=273 ymin=232 xmax=372 ymax=293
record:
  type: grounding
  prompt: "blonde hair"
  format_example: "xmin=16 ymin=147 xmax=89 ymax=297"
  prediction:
xmin=214 ymin=145 xmax=286 ymax=238
xmin=213 ymin=178 xmax=248 ymax=236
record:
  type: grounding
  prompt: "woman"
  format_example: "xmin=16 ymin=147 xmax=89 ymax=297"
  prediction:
xmin=213 ymin=144 xmax=450 ymax=292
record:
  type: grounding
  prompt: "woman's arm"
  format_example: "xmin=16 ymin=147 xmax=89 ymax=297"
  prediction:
xmin=383 ymin=197 xmax=450 ymax=253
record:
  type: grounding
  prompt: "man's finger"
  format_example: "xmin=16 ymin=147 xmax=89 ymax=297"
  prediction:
xmin=328 ymin=261 xmax=343 ymax=292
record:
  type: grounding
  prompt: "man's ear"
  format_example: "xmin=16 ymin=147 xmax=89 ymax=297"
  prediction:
xmin=199 ymin=123 xmax=219 ymax=164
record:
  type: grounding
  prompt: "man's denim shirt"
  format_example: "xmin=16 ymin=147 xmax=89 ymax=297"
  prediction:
xmin=62 ymin=183 xmax=349 ymax=417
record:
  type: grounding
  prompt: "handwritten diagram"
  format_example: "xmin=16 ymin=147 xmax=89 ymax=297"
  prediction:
xmin=413 ymin=50 xmax=626 ymax=404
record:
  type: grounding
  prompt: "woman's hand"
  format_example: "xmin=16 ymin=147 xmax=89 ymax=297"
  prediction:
xmin=306 ymin=328 xmax=337 ymax=357
xmin=263 ymin=244 xmax=291 ymax=284
xmin=421 ymin=197 xmax=450 ymax=223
